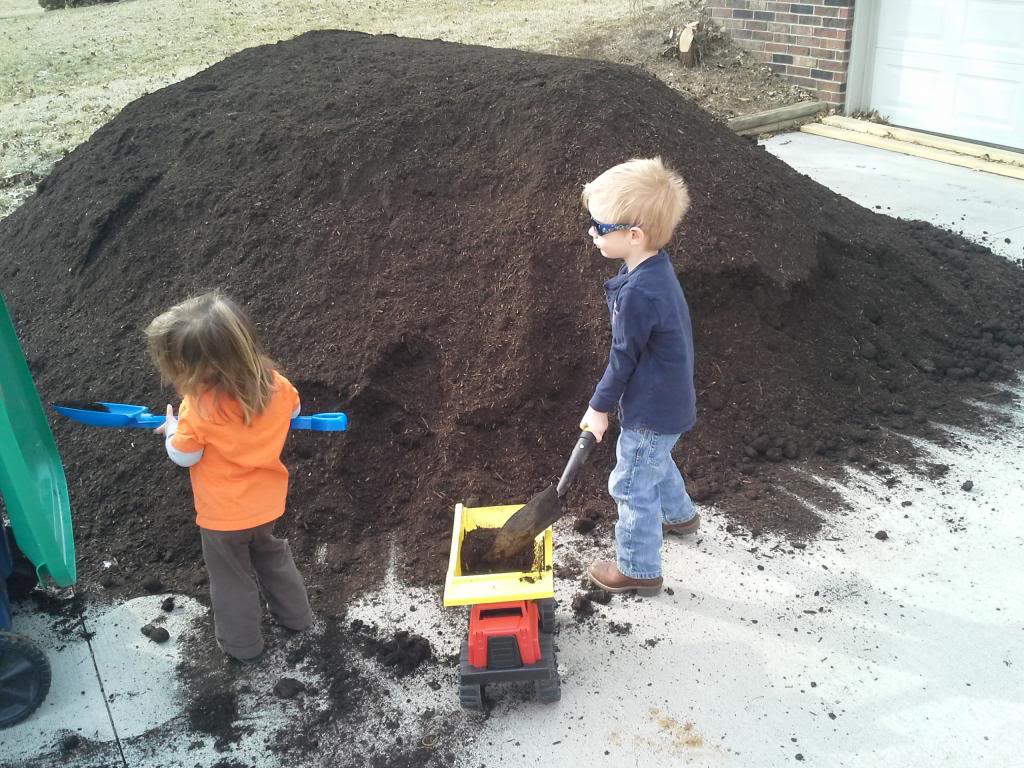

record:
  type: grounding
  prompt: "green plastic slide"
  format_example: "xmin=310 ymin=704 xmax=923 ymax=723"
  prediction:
xmin=0 ymin=293 xmax=75 ymax=588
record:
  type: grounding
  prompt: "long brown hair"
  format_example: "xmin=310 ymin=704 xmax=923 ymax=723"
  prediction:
xmin=145 ymin=291 xmax=275 ymax=425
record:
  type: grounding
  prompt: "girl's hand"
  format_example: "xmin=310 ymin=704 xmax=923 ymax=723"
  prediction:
xmin=154 ymin=404 xmax=178 ymax=437
xmin=580 ymin=406 xmax=609 ymax=443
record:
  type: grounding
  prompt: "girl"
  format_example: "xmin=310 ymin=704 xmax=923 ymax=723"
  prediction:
xmin=146 ymin=291 xmax=311 ymax=663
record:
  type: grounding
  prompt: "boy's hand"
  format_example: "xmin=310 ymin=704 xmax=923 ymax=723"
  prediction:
xmin=580 ymin=406 xmax=609 ymax=443
xmin=154 ymin=404 xmax=178 ymax=437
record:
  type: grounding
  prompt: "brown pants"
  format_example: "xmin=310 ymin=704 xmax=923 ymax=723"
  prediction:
xmin=200 ymin=521 xmax=311 ymax=660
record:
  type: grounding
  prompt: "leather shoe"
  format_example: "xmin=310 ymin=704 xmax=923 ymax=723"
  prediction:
xmin=663 ymin=512 xmax=700 ymax=536
xmin=587 ymin=560 xmax=662 ymax=596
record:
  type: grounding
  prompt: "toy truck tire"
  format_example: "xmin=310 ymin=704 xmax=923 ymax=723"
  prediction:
xmin=538 ymin=598 xmax=556 ymax=634
xmin=458 ymin=682 xmax=484 ymax=712
xmin=0 ymin=632 xmax=51 ymax=728
xmin=535 ymin=671 xmax=561 ymax=704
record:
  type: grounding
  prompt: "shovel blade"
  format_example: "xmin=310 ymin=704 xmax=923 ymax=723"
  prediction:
xmin=490 ymin=484 xmax=562 ymax=560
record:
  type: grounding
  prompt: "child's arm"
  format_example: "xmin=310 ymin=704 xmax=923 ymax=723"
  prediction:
xmin=586 ymin=288 xmax=658 ymax=434
xmin=281 ymin=372 xmax=301 ymax=418
xmin=154 ymin=403 xmax=204 ymax=467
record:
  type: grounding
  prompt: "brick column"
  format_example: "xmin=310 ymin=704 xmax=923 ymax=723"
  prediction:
xmin=706 ymin=1 xmax=855 ymax=106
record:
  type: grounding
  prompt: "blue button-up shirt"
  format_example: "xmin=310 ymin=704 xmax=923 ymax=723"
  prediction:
xmin=589 ymin=250 xmax=696 ymax=434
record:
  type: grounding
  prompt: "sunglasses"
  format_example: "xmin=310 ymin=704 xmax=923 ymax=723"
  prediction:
xmin=589 ymin=217 xmax=635 ymax=236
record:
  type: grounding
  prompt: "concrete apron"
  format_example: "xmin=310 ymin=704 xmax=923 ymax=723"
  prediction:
xmin=762 ymin=131 xmax=1024 ymax=261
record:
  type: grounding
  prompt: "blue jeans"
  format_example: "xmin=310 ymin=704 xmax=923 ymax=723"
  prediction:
xmin=609 ymin=427 xmax=696 ymax=580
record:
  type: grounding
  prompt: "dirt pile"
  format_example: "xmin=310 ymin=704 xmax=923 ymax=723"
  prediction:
xmin=1 ymin=31 xmax=1023 ymax=604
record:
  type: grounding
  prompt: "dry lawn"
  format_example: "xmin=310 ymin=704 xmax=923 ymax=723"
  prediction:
xmin=0 ymin=0 xmax=804 ymax=219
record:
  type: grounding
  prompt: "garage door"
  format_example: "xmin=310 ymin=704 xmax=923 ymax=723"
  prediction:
xmin=869 ymin=0 xmax=1024 ymax=149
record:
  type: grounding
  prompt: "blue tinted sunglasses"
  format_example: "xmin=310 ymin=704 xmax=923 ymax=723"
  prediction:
xmin=589 ymin=217 xmax=635 ymax=236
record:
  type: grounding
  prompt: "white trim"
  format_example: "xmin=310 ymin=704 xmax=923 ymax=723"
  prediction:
xmin=845 ymin=0 xmax=881 ymax=114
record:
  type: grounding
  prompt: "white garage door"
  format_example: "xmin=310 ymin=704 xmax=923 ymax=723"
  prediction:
xmin=869 ymin=0 xmax=1024 ymax=149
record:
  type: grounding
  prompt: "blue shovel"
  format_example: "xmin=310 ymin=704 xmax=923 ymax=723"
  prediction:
xmin=53 ymin=401 xmax=348 ymax=432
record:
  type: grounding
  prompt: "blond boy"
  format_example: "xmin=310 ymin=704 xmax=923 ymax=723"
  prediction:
xmin=579 ymin=157 xmax=698 ymax=596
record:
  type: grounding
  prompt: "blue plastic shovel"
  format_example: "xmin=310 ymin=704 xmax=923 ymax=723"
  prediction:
xmin=53 ymin=401 xmax=348 ymax=432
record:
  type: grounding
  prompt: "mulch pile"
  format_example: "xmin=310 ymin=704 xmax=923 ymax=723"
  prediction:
xmin=2 ymin=31 xmax=1023 ymax=612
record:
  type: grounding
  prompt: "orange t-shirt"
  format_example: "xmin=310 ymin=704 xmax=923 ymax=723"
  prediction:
xmin=170 ymin=370 xmax=300 ymax=531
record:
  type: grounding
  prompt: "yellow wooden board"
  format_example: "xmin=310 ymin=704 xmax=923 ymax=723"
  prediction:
xmin=822 ymin=116 xmax=1024 ymax=167
xmin=800 ymin=123 xmax=1024 ymax=181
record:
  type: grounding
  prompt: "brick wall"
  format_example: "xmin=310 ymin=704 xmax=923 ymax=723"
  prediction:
xmin=707 ymin=0 xmax=855 ymax=105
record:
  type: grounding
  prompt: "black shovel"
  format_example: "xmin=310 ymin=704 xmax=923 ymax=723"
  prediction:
xmin=489 ymin=429 xmax=598 ymax=560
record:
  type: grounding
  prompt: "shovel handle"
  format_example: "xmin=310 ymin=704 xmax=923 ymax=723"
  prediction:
xmin=556 ymin=430 xmax=597 ymax=497
xmin=131 ymin=413 xmax=347 ymax=430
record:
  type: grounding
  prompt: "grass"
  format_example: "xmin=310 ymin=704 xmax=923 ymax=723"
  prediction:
xmin=0 ymin=0 xmax=663 ymax=217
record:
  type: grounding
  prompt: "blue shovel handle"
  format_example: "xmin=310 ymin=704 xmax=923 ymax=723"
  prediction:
xmin=54 ymin=402 xmax=348 ymax=432
xmin=290 ymin=413 xmax=348 ymax=432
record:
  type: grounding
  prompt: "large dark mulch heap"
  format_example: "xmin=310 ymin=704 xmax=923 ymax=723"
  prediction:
xmin=2 ymin=31 xmax=1023 ymax=609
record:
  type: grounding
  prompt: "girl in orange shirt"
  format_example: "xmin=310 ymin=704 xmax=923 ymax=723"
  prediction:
xmin=146 ymin=291 xmax=311 ymax=663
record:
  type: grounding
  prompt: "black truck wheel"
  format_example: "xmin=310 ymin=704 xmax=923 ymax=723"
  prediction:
xmin=538 ymin=598 xmax=557 ymax=634
xmin=536 ymin=671 xmax=561 ymax=704
xmin=459 ymin=682 xmax=484 ymax=712
xmin=0 ymin=632 xmax=51 ymax=728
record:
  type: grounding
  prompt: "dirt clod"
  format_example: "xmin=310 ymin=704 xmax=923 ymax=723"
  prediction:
xmin=571 ymin=593 xmax=595 ymax=615
xmin=573 ymin=517 xmax=597 ymax=534
xmin=572 ymin=590 xmax=613 ymax=616
xmin=58 ymin=733 xmax=81 ymax=753
xmin=99 ymin=572 xmax=118 ymax=589
xmin=141 ymin=623 xmax=170 ymax=643
xmin=354 ymin=627 xmax=433 ymax=677
xmin=273 ymin=677 xmax=306 ymax=699
xmin=608 ymin=621 xmax=632 ymax=635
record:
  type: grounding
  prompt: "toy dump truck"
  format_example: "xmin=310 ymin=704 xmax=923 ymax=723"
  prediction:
xmin=443 ymin=502 xmax=559 ymax=711
xmin=0 ymin=294 xmax=76 ymax=727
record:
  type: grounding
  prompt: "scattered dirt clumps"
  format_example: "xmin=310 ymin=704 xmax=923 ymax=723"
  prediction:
xmin=186 ymin=688 xmax=241 ymax=750
xmin=352 ymin=621 xmax=433 ymax=677
xmin=572 ymin=589 xmax=613 ymax=617
xmin=1 ymin=31 xmax=1023 ymax=612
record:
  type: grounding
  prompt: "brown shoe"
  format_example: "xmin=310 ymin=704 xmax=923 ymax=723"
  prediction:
xmin=587 ymin=560 xmax=662 ymax=596
xmin=663 ymin=512 xmax=700 ymax=536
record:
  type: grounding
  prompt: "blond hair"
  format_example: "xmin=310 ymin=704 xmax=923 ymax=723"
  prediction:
xmin=145 ymin=291 xmax=275 ymax=425
xmin=581 ymin=157 xmax=690 ymax=250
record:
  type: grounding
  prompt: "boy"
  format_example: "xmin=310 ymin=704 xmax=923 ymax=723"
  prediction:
xmin=579 ymin=157 xmax=698 ymax=596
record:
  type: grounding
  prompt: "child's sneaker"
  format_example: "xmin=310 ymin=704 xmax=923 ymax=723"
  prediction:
xmin=587 ymin=560 xmax=662 ymax=596
xmin=218 ymin=640 xmax=264 ymax=665
xmin=663 ymin=512 xmax=700 ymax=536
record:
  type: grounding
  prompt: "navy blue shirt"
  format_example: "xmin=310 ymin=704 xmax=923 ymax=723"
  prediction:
xmin=589 ymin=250 xmax=696 ymax=434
